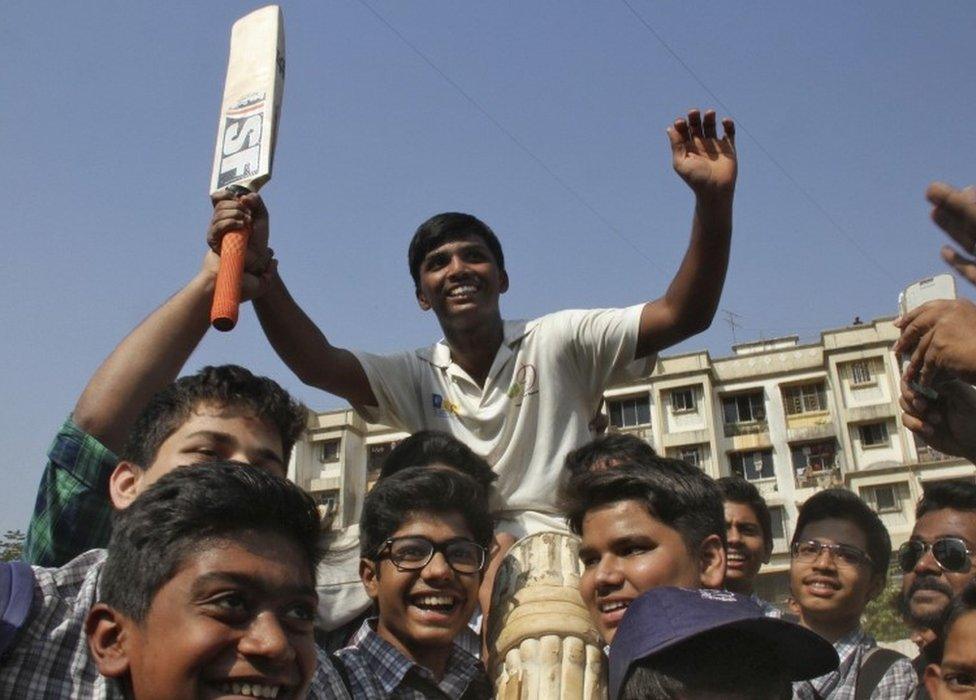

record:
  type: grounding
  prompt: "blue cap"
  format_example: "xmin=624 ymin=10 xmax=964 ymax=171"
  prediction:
xmin=0 ymin=561 xmax=36 ymax=655
xmin=608 ymin=587 xmax=838 ymax=699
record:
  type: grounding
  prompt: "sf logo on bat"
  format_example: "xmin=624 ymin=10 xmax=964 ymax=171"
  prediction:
xmin=217 ymin=92 xmax=266 ymax=188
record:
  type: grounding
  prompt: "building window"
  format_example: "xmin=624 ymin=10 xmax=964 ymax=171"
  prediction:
xmin=319 ymin=439 xmax=340 ymax=463
xmin=679 ymin=445 xmax=702 ymax=468
xmin=783 ymin=382 xmax=827 ymax=415
xmin=791 ymin=440 xmax=837 ymax=474
xmin=367 ymin=441 xmax=397 ymax=481
xmin=608 ymin=395 xmax=651 ymax=428
xmin=862 ymin=484 xmax=903 ymax=514
xmin=671 ymin=387 xmax=697 ymax=413
xmin=730 ymin=450 xmax=775 ymax=481
xmin=722 ymin=392 xmax=765 ymax=425
xmin=314 ymin=489 xmax=340 ymax=522
xmin=769 ymin=506 xmax=786 ymax=543
xmin=858 ymin=422 xmax=889 ymax=448
xmin=850 ymin=361 xmax=873 ymax=386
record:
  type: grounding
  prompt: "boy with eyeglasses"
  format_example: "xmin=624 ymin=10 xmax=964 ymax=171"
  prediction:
xmin=334 ymin=467 xmax=493 ymax=698
xmin=898 ymin=481 xmax=976 ymax=695
xmin=790 ymin=488 xmax=917 ymax=699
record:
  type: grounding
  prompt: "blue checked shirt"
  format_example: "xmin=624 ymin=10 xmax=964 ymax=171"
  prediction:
xmin=335 ymin=618 xmax=492 ymax=699
xmin=792 ymin=627 xmax=917 ymax=699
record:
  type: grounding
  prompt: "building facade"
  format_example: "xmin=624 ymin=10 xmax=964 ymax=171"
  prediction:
xmin=287 ymin=316 xmax=974 ymax=603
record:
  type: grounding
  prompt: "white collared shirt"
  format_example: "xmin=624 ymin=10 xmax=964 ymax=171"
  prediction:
xmin=352 ymin=305 xmax=650 ymax=514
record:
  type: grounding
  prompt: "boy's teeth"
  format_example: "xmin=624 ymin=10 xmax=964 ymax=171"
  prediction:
xmin=218 ymin=682 xmax=280 ymax=698
xmin=416 ymin=595 xmax=455 ymax=607
xmin=600 ymin=601 xmax=628 ymax=613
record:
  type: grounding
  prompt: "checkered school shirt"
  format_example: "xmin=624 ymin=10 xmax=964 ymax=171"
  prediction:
xmin=0 ymin=550 xmax=123 ymax=699
xmin=335 ymin=618 xmax=492 ymax=699
xmin=792 ymin=627 xmax=917 ymax=699
xmin=23 ymin=418 xmax=116 ymax=567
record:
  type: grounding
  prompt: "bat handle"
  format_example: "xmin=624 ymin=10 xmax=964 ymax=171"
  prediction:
xmin=210 ymin=227 xmax=250 ymax=331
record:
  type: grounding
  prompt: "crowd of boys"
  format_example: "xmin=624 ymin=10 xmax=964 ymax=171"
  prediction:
xmin=4 ymin=107 xmax=976 ymax=699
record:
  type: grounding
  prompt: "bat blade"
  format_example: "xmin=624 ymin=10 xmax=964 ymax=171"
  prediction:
xmin=209 ymin=5 xmax=285 ymax=331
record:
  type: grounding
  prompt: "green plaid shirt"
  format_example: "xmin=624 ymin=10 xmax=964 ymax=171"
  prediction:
xmin=23 ymin=418 xmax=117 ymax=567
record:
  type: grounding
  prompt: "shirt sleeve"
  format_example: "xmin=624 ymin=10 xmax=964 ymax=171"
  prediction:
xmin=23 ymin=418 xmax=118 ymax=567
xmin=552 ymin=305 xmax=652 ymax=397
xmin=348 ymin=349 xmax=423 ymax=431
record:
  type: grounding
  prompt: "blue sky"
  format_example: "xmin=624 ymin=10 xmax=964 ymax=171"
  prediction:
xmin=3 ymin=2 xmax=975 ymax=533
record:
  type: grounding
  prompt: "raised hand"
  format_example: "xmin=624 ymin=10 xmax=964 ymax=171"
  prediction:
xmin=928 ymin=182 xmax=976 ymax=286
xmin=894 ymin=298 xmax=976 ymax=387
xmin=899 ymin=377 xmax=976 ymax=462
xmin=667 ymin=109 xmax=737 ymax=202
xmin=204 ymin=190 xmax=274 ymax=301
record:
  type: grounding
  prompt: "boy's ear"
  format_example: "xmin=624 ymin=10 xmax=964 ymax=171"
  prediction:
xmin=416 ymin=287 xmax=432 ymax=311
xmin=499 ymin=269 xmax=509 ymax=294
xmin=924 ymin=663 xmax=943 ymax=698
xmin=698 ymin=534 xmax=727 ymax=589
xmin=360 ymin=558 xmax=380 ymax=601
xmin=85 ymin=603 xmax=132 ymax=679
xmin=108 ymin=461 xmax=144 ymax=510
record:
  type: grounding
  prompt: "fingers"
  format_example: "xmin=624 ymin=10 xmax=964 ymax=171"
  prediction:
xmin=941 ymin=245 xmax=976 ymax=287
xmin=910 ymin=328 xmax=935 ymax=387
xmin=687 ymin=109 xmax=704 ymax=138
xmin=207 ymin=200 xmax=251 ymax=253
xmin=721 ymin=117 xmax=735 ymax=145
xmin=926 ymin=181 xmax=976 ymax=250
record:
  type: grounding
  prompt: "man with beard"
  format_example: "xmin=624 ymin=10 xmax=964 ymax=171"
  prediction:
xmin=899 ymin=481 xmax=976 ymax=696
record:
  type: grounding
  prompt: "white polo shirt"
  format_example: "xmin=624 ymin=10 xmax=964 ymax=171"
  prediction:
xmin=352 ymin=304 xmax=651 ymax=518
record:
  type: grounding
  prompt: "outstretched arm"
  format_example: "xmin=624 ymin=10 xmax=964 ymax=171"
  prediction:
xmin=208 ymin=193 xmax=376 ymax=407
xmin=635 ymin=109 xmax=736 ymax=359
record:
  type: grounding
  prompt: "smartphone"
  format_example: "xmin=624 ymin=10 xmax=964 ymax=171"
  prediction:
xmin=898 ymin=273 xmax=957 ymax=399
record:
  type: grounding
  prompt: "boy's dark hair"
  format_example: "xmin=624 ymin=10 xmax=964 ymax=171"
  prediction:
xmin=100 ymin=462 xmax=321 ymax=622
xmin=940 ymin=580 xmax=976 ymax=661
xmin=380 ymin=430 xmax=497 ymax=491
xmin=717 ymin=476 xmax=773 ymax=554
xmin=562 ymin=458 xmax=726 ymax=552
xmin=407 ymin=212 xmax=505 ymax=290
xmin=121 ymin=365 xmax=308 ymax=468
xmin=563 ymin=434 xmax=658 ymax=477
xmin=360 ymin=467 xmax=493 ymax=559
xmin=917 ymin=480 xmax=976 ymax=519
xmin=621 ymin=632 xmax=792 ymax=700
xmin=792 ymin=488 xmax=891 ymax=578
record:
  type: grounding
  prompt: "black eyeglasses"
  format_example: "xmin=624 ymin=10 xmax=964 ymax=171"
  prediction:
xmin=791 ymin=540 xmax=872 ymax=568
xmin=898 ymin=538 xmax=974 ymax=573
xmin=375 ymin=536 xmax=486 ymax=574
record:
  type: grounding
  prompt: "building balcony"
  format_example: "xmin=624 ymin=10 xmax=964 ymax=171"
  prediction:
xmin=723 ymin=420 xmax=768 ymax=439
xmin=750 ymin=477 xmax=779 ymax=497
xmin=916 ymin=445 xmax=956 ymax=464
xmin=794 ymin=464 xmax=843 ymax=490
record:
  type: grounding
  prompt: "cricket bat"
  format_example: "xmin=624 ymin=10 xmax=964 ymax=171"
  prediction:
xmin=209 ymin=5 xmax=285 ymax=331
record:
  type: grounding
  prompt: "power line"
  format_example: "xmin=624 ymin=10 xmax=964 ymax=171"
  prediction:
xmin=618 ymin=0 xmax=898 ymax=285
xmin=354 ymin=0 xmax=670 ymax=274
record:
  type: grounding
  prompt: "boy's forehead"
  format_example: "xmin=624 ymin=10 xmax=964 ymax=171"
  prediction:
xmin=582 ymin=499 xmax=673 ymax=540
xmin=797 ymin=517 xmax=867 ymax=549
xmin=423 ymin=233 xmax=493 ymax=258
xmin=393 ymin=510 xmax=474 ymax=539
xmin=724 ymin=500 xmax=761 ymax=523
xmin=174 ymin=532 xmax=315 ymax=591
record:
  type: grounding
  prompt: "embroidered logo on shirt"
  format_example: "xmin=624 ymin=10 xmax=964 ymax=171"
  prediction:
xmin=507 ymin=364 xmax=539 ymax=406
xmin=432 ymin=393 xmax=460 ymax=418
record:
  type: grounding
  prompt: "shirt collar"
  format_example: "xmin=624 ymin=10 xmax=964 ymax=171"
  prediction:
xmin=416 ymin=319 xmax=532 ymax=368
xmin=357 ymin=618 xmax=482 ymax=696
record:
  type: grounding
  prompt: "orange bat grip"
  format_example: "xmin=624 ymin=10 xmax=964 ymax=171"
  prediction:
xmin=210 ymin=227 xmax=250 ymax=331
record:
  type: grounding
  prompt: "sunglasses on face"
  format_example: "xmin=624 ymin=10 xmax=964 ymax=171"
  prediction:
xmin=791 ymin=540 xmax=872 ymax=568
xmin=898 ymin=538 xmax=974 ymax=573
xmin=375 ymin=535 xmax=486 ymax=574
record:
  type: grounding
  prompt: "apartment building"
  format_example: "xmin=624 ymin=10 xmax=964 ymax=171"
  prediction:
xmin=288 ymin=316 xmax=975 ymax=604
